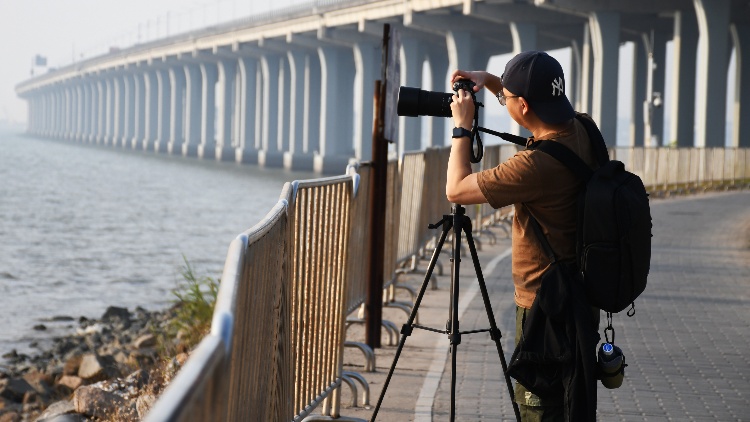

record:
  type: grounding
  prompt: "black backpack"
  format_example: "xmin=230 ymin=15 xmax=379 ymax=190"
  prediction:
xmin=529 ymin=115 xmax=652 ymax=315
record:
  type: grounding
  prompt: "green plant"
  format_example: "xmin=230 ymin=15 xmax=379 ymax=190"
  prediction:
xmin=169 ymin=255 xmax=220 ymax=348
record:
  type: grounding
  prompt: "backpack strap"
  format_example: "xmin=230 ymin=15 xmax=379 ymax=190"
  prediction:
xmin=524 ymin=206 xmax=558 ymax=265
xmin=530 ymin=140 xmax=593 ymax=181
xmin=527 ymin=114 xmax=610 ymax=181
xmin=574 ymin=114 xmax=610 ymax=167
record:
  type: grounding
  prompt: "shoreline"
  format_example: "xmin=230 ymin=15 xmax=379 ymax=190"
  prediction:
xmin=0 ymin=305 xmax=184 ymax=421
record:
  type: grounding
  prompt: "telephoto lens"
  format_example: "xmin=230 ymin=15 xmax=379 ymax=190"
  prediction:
xmin=597 ymin=342 xmax=625 ymax=389
xmin=396 ymin=87 xmax=454 ymax=118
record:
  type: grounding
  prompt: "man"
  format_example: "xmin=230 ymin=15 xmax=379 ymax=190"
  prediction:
xmin=447 ymin=51 xmax=600 ymax=421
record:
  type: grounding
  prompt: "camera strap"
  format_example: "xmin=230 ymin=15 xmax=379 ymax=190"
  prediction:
xmin=469 ymin=99 xmax=484 ymax=163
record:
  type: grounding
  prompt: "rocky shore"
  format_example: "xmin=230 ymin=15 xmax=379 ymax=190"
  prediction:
xmin=0 ymin=306 xmax=188 ymax=422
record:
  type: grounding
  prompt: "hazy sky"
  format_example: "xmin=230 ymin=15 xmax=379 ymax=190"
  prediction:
xmin=0 ymin=0 xmax=307 ymax=123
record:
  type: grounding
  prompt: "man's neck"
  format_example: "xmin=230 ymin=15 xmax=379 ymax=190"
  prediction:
xmin=530 ymin=119 xmax=573 ymax=140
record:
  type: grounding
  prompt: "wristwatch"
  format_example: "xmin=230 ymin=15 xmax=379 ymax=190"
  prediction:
xmin=452 ymin=127 xmax=472 ymax=139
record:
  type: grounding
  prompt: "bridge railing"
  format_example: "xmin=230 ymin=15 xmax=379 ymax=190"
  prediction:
xmin=146 ymin=145 xmax=748 ymax=422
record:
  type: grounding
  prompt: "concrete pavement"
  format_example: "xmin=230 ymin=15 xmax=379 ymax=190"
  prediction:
xmin=332 ymin=190 xmax=750 ymax=421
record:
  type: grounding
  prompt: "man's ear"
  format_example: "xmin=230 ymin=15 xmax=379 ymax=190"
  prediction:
xmin=519 ymin=97 xmax=531 ymax=116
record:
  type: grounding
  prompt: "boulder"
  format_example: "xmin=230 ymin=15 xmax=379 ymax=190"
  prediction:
xmin=33 ymin=400 xmax=76 ymax=422
xmin=0 ymin=378 xmax=35 ymax=402
xmin=132 ymin=334 xmax=156 ymax=349
xmin=73 ymin=385 xmax=126 ymax=419
xmin=0 ymin=411 xmax=20 ymax=422
xmin=56 ymin=376 xmax=82 ymax=392
xmin=62 ymin=355 xmax=82 ymax=377
xmin=77 ymin=354 xmax=117 ymax=383
xmin=101 ymin=307 xmax=130 ymax=329
xmin=135 ymin=394 xmax=155 ymax=419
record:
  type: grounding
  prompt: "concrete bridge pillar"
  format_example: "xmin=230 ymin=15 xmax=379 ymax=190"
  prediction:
xmin=353 ymin=41 xmax=379 ymax=162
xmin=87 ymin=81 xmax=97 ymax=142
xmin=113 ymin=76 xmax=125 ymax=147
xmin=51 ymin=90 xmax=59 ymax=138
xmin=104 ymin=78 xmax=116 ymax=145
xmin=154 ymin=69 xmax=171 ymax=153
xmin=670 ymin=8 xmax=699 ymax=147
xmin=91 ymin=78 xmax=107 ymax=144
xmin=183 ymin=64 xmax=202 ymax=157
xmin=81 ymin=83 xmax=90 ymax=142
xmin=168 ymin=66 xmax=186 ymax=155
xmin=425 ymin=45 xmax=449 ymax=147
xmin=60 ymin=88 xmax=68 ymax=139
xmin=198 ymin=62 xmax=218 ymax=160
xmin=578 ymin=24 xmax=594 ymax=115
xmin=446 ymin=30 xmax=493 ymax=141
xmin=278 ymin=57 xmax=291 ymax=162
xmin=142 ymin=70 xmax=159 ymax=151
xmin=589 ymin=11 xmax=621 ymax=146
xmin=259 ymin=54 xmax=283 ymax=167
xmin=630 ymin=40 xmax=646 ymax=147
xmin=305 ymin=53 xmax=322 ymax=161
xmin=316 ymin=45 xmax=356 ymax=173
xmin=216 ymin=59 xmax=236 ymax=161
xmin=510 ymin=23 xmax=538 ymax=137
xmin=642 ymin=31 xmax=668 ymax=147
xmin=236 ymin=57 xmax=259 ymax=164
xmin=72 ymin=84 xmax=80 ymax=140
xmin=730 ymin=23 xmax=750 ymax=147
xmin=284 ymin=50 xmax=315 ymax=170
xmin=399 ymin=37 xmax=424 ymax=156
xmin=131 ymin=72 xmax=146 ymax=149
xmin=694 ymin=0 xmax=730 ymax=147
xmin=61 ymin=83 xmax=73 ymax=139
xmin=121 ymin=73 xmax=135 ymax=148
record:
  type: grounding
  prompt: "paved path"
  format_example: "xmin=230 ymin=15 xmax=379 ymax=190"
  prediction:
xmin=333 ymin=191 xmax=750 ymax=421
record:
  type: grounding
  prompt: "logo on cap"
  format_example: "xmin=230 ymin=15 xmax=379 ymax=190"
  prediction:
xmin=551 ymin=77 xmax=564 ymax=97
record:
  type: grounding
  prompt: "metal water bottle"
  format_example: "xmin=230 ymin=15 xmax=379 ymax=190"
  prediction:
xmin=597 ymin=342 xmax=625 ymax=389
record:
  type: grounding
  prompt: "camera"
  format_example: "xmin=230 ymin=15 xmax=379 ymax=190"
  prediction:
xmin=397 ymin=79 xmax=477 ymax=118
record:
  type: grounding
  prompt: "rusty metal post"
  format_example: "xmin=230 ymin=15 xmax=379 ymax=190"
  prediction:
xmin=366 ymin=24 xmax=391 ymax=348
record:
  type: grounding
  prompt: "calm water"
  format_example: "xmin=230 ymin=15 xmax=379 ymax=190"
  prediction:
xmin=0 ymin=126 xmax=315 ymax=358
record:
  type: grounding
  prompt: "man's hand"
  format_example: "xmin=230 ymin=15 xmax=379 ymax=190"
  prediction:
xmin=449 ymin=70 xmax=503 ymax=97
xmin=451 ymin=89 xmax=475 ymax=130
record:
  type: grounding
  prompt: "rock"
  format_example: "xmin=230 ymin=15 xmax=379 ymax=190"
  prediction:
xmin=135 ymin=394 xmax=155 ymax=419
xmin=132 ymin=334 xmax=156 ymax=349
xmin=0 ymin=411 xmax=20 ymax=422
xmin=73 ymin=385 xmax=126 ymax=419
xmin=32 ymin=325 xmax=47 ymax=331
xmin=33 ymin=399 xmax=76 ymax=422
xmin=0 ymin=378 xmax=35 ymax=402
xmin=76 ymin=354 xmax=117 ymax=382
xmin=38 ymin=415 xmax=87 ymax=422
xmin=124 ymin=370 xmax=149 ymax=391
xmin=56 ymin=376 xmax=82 ymax=392
xmin=62 ymin=356 xmax=81 ymax=377
xmin=101 ymin=307 xmax=130 ymax=329
xmin=22 ymin=371 xmax=53 ymax=397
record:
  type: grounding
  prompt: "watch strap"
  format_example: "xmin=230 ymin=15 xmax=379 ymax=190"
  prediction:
xmin=452 ymin=127 xmax=472 ymax=139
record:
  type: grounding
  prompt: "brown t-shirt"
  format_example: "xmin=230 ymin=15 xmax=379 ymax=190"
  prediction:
xmin=477 ymin=114 xmax=598 ymax=309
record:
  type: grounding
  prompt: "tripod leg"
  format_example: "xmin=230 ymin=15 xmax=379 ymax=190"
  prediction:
xmin=448 ymin=210 xmax=465 ymax=421
xmin=463 ymin=223 xmax=522 ymax=422
xmin=370 ymin=218 xmax=452 ymax=421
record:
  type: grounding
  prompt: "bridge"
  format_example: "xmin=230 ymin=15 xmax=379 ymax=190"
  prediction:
xmin=15 ymin=0 xmax=750 ymax=173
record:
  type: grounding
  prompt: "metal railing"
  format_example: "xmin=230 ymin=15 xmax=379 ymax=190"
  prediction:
xmin=145 ymin=145 xmax=748 ymax=421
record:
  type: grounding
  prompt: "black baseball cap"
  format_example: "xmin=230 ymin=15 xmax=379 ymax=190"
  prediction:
xmin=501 ymin=51 xmax=575 ymax=124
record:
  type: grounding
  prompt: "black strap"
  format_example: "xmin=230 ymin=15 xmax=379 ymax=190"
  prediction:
xmin=530 ymin=140 xmax=593 ymax=181
xmin=526 ymin=114 xmax=610 ymax=180
xmin=525 ymin=207 xmax=557 ymax=265
xmin=574 ymin=115 xmax=610 ymax=166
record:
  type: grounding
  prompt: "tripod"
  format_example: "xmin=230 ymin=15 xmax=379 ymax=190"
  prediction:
xmin=371 ymin=204 xmax=521 ymax=421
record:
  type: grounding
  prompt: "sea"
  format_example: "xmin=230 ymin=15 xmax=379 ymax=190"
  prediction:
xmin=0 ymin=124 xmax=315 ymax=361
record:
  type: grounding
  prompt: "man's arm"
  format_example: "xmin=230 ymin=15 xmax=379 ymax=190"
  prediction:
xmin=446 ymin=89 xmax=487 ymax=205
